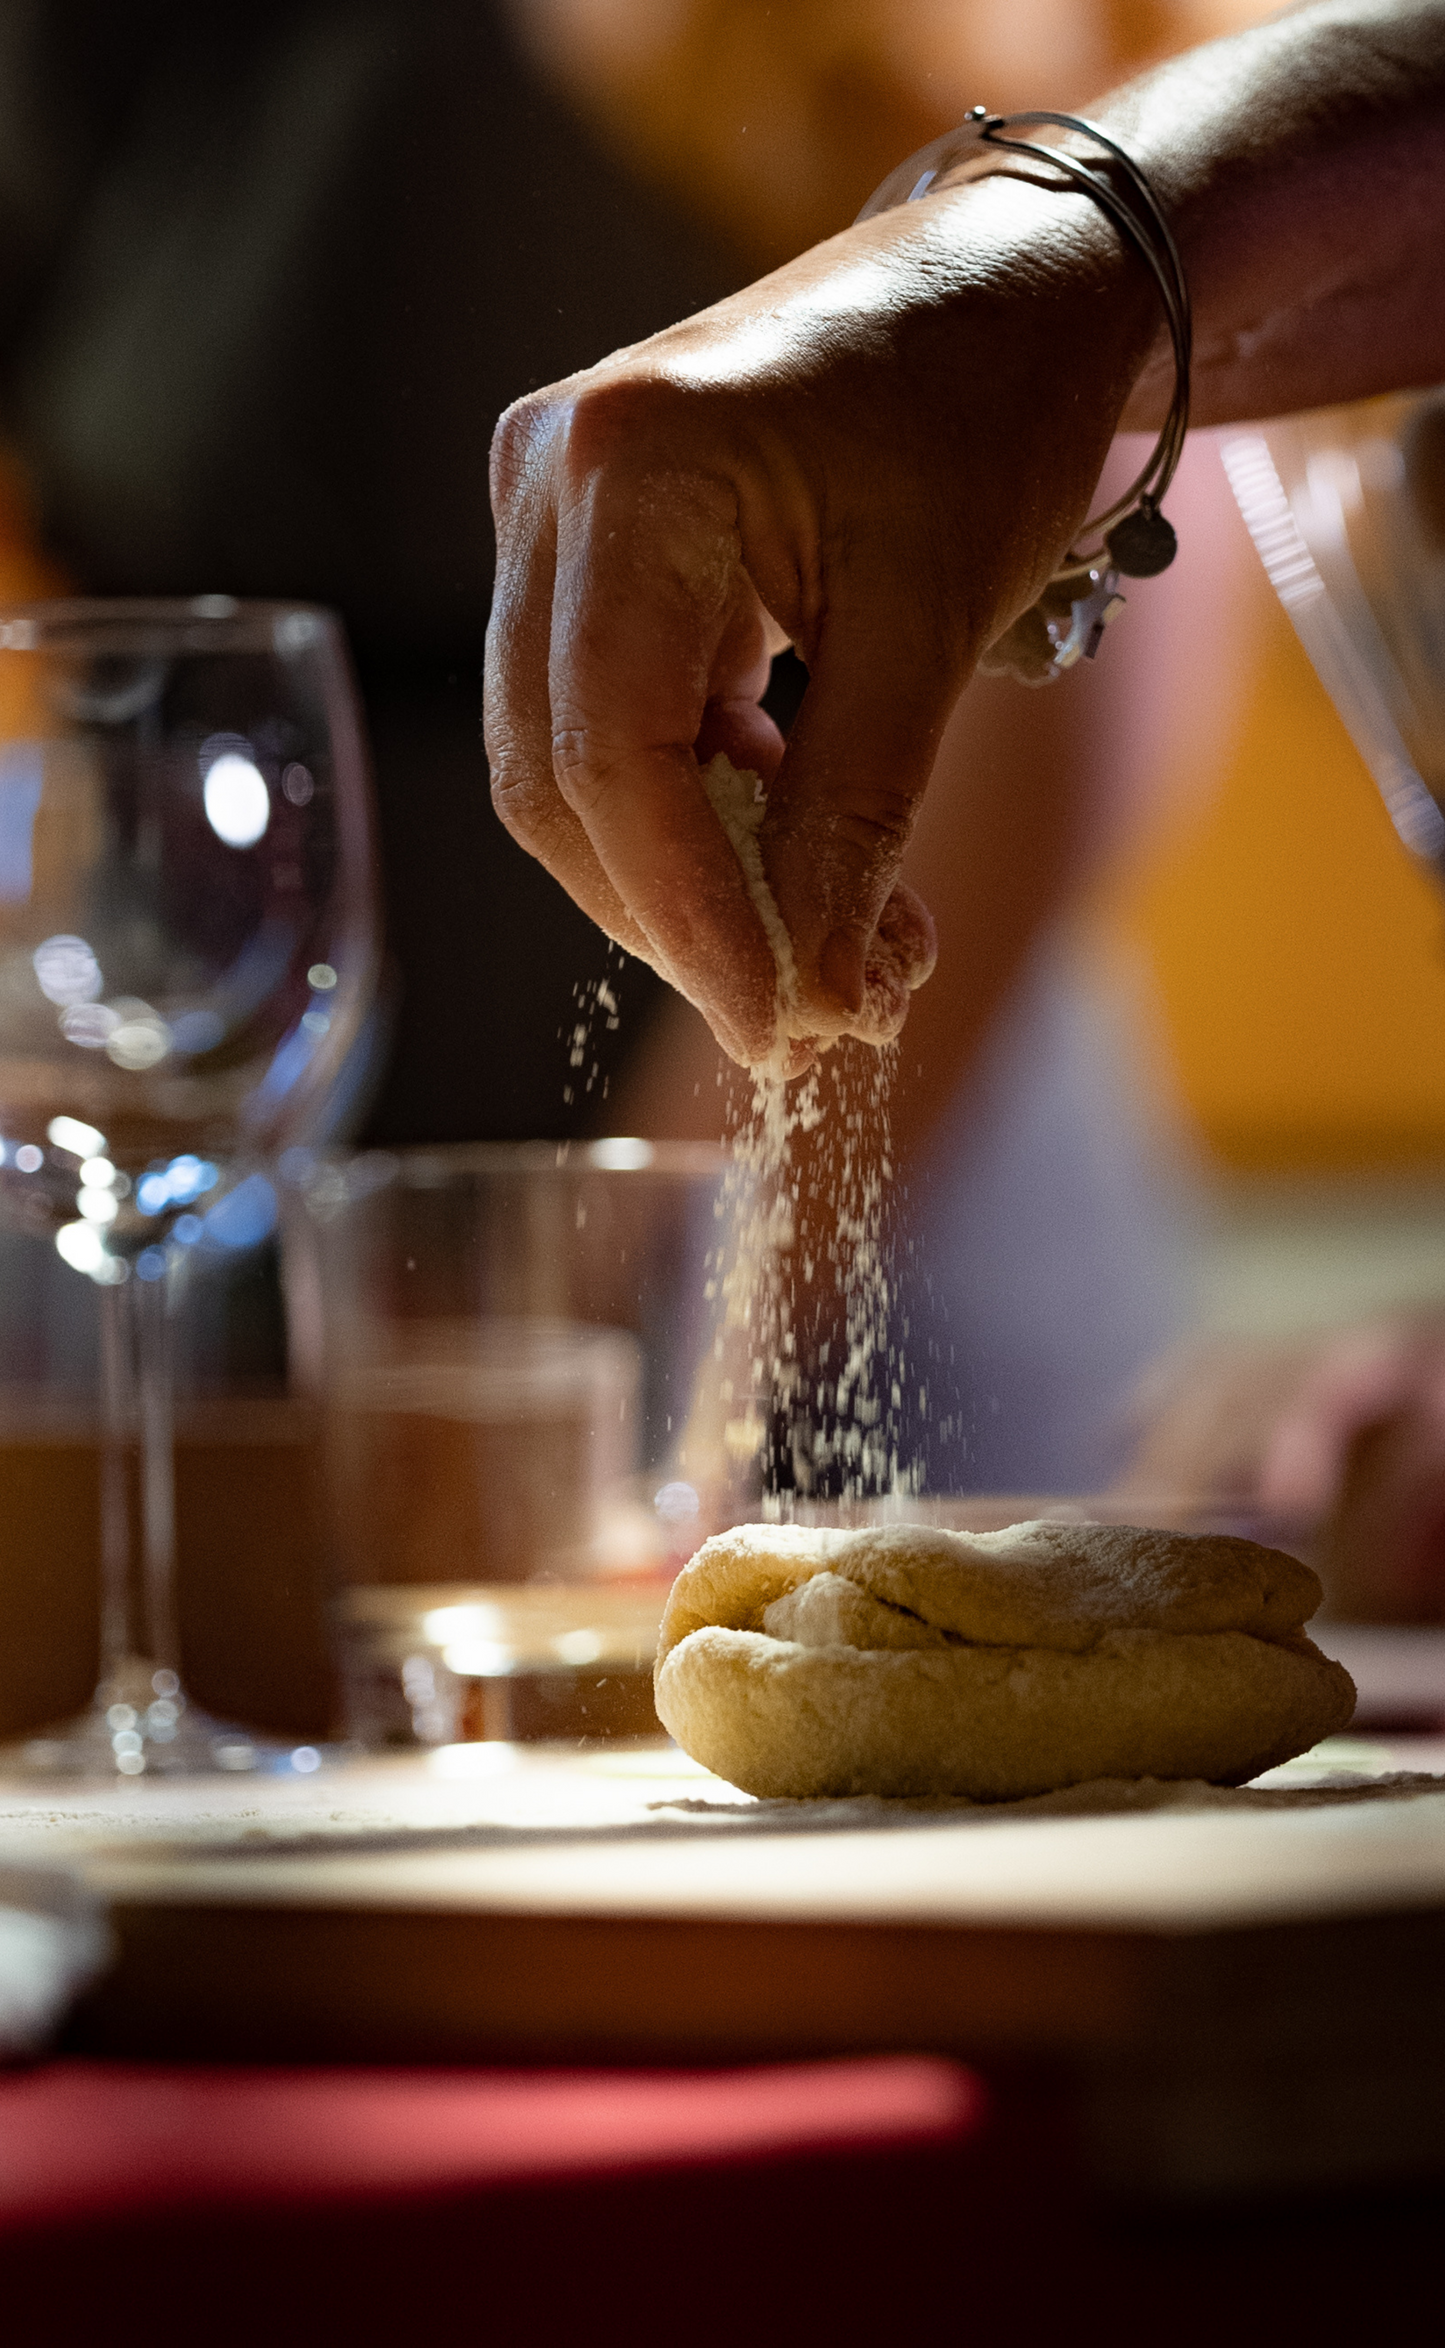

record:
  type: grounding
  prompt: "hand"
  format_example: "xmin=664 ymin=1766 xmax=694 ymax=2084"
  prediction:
xmin=485 ymin=172 xmax=1155 ymax=1069
xmin=1117 ymin=1315 xmax=1445 ymax=1621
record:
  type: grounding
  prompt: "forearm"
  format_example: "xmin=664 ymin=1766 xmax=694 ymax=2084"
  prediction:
xmin=1096 ymin=0 xmax=1445 ymax=426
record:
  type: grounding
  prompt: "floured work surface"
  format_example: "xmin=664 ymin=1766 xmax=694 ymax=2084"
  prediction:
xmin=5 ymin=1739 xmax=1445 ymax=2201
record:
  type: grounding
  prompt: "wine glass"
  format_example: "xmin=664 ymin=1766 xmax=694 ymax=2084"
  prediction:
xmin=0 ymin=598 xmax=379 ymax=1775
xmin=1222 ymin=390 xmax=1445 ymax=872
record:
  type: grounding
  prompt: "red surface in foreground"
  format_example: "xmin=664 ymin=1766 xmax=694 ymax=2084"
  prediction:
xmin=5 ymin=2054 xmax=1440 ymax=2345
xmin=0 ymin=2055 xmax=1011 ymax=2346
xmin=0 ymin=2053 xmax=983 ymax=2228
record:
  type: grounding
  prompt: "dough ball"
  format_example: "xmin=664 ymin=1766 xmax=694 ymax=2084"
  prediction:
xmin=701 ymin=753 xmax=935 ymax=1072
xmin=654 ymin=1519 xmax=1355 ymax=1799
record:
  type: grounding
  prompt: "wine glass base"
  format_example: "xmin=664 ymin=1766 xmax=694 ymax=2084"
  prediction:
xmin=0 ymin=1703 xmax=307 ymax=1781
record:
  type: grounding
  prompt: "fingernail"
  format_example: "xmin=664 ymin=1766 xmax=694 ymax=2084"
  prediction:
xmin=820 ymin=928 xmax=866 ymax=1016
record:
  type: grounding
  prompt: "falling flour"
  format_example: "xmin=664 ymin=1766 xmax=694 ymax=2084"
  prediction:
xmin=700 ymin=1052 xmax=920 ymax=1506
xmin=691 ymin=755 xmax=924 ymax=1503
xmin=559 ymin=957 xmax=625 ymax=1107
xmin=551 ymin=757 xmax=925 ymax=1512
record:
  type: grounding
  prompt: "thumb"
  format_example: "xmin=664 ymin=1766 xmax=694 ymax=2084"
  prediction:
xmin=762 ymin=581 xmax=961 ymax=1036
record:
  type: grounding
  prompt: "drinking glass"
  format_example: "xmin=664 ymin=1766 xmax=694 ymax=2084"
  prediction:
xmin=0 ymin=598 xmax=378 ymax=1774
xmin=284 ymin=1140 xmax=729 ymax=1746
xmin=1222 ymin=391 xmax=1445 ymax=870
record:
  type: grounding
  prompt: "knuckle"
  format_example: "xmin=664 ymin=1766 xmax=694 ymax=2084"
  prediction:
xmin=825 ymin=794 xmax=915 ymax=863
xmin=488 ymin=762 xmax=539 ymax=837
xmin=551 ymin=727 xmax=588 ymax=777
xmin=853 ymin=790 xmax=915 ymax=842
xmin=561 ymin=374 xmax=672 ymax=478
xmin=489 ymin=392 xmax=554 ymax=508
xmin=551 ymin=728 xmax=626 ymax=821
xmin=489 ymin=766 xmax=577 ymax=870
xmin=488 ymin=730 xmax=558 ymax=821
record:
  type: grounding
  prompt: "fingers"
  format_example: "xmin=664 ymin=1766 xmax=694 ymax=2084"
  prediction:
xmin=489 ymin=387 xmax=952 ymax=1074
xmin=689 ymin=565 xmax=788 ymax=780
xmin=486 ymin=399 xmax=658 ymax=967
xmin=857 ymin=881 xmax=938 ymax=1046
xmin=694 ymin=695 xmax=786 ymax=784
xmin=761 ymin=562 xmax=964 ymax=1038
xmin=490 ymin=389 xmax=802 ymax=1066
xmin=1259 ymin=1323 xmax=1441 ymax=1517
xmin=544 ymin=448 xmax=786 ymax=1065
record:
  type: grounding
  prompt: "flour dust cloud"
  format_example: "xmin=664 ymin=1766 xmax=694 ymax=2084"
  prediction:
xmin=706 ymin=1043 xmax=922 ymax=1504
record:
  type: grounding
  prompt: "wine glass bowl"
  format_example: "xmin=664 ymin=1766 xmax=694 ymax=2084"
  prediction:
xmin=0 ymin=598 xmax=379 ymax=1775
xmin=0 ymin=599 xmax=376 ymax=1198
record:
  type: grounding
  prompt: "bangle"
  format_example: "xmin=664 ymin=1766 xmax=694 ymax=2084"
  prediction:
xmin=857 ymin=107 xmax=1191 ymax=685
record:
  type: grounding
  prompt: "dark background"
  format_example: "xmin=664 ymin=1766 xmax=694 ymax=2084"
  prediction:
xmin=0 ymin=0 xmax=742 ymax=1141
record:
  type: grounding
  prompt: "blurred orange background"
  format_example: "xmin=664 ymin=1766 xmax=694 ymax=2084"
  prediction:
xmin=1099 ymin=574 xmax=1445 ymax=1170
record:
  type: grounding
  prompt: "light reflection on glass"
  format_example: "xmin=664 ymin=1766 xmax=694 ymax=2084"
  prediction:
xmin=104 ymin=1002 xmax=172 ymax=1070
xmin=422 ymin=1602 xmax=506 ymax=1647
xmin=48 ymin=1116 xmax=106 ymax=1158
xmin=589 ymin=1137 xmax=653 ymax=1170
xmin=135 ymin=1156 xmax=220 ymax=1215
xmin=202 ymin=749 xmax=270 ymax=848
xmin=441 ymin=1639 xmax=512 ymax=1677
xmin=55 ymin=1221 xmax=125 ymax=1283
xmin=59 ymin=1003 xmax=119 ymax=1050
xmin=554 ymin=1629 xmax=604 ymax=1665
xmin=33 ymin=935 xmax=102 ymax=1006
xmin=56 ymin=1222 xmax=102 ymax=1274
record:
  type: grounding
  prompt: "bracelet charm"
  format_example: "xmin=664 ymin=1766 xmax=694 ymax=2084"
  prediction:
xmin=1107 ymin=496 xmax=1179 ymax=578
xmin=983 ymin=565 xmax=1126 ymax=686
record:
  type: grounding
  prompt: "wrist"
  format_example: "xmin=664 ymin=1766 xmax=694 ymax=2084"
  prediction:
xmin=925 ymin=170 xmax=1162 ymax=418
xmin=856 ymin=108 xmax=1191 ymax=680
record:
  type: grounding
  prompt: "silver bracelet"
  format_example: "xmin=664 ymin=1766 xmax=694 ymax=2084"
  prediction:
xmin=857 ymin=107 xmax=1191 ymax=685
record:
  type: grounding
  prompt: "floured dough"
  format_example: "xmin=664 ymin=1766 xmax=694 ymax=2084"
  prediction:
xmin=700 ymin=753 xmax=934 ymax=1074
xmin=700 ymin=753 xmax=801 ymax=1078
xmin=654 ymin=1520 xmax=1356 ymax=1799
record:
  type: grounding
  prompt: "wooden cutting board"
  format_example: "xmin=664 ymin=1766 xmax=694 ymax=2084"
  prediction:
xmin=6 ymin=1742 xmax=1444 ymax=2204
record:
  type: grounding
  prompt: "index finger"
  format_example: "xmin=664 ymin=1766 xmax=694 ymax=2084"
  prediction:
xmin=545 ymin=439 xmax=784 ymax=1066
xmin=486 ymin=395 xmax=659 ymax=970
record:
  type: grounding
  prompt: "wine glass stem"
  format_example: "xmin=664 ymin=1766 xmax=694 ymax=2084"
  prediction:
xmin=98 ymin=1265 xmax=178 ymax=1696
